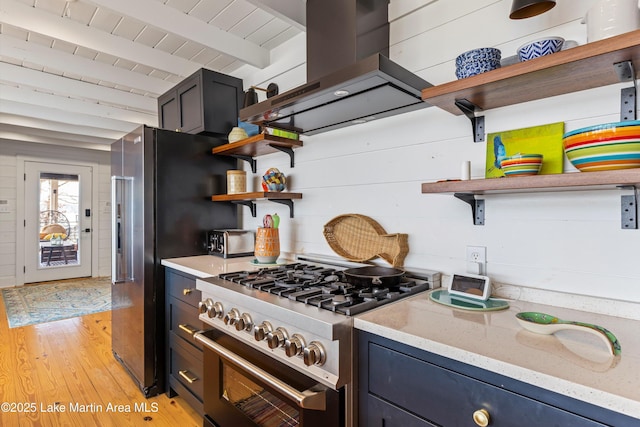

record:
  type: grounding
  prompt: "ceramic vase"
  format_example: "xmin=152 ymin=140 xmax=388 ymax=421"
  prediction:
xmin=228 ymin=126 xmax=248 ymax=143
xmin=255 ymin=227 xmax=280 ymax=263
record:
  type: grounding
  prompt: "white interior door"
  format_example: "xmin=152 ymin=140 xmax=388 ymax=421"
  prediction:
xmin=24 ymin=162 xmax=92 ymax=283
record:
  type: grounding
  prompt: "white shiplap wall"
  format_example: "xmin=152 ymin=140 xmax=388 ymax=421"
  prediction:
xmin=0 ymin=0 xmax=638 ymax=305
xmin=239 ymin=0 xmax=640 ymax=304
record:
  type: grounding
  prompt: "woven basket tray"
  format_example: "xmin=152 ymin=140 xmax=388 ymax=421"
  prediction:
xmin=323 ymin=214 xmax=408 ymax=267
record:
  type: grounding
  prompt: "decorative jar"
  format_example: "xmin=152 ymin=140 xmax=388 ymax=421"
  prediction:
xmin=254 ymin=227 xmax=280 ymax=263
xmin=227 ymin=170 xmax=247 ymax=194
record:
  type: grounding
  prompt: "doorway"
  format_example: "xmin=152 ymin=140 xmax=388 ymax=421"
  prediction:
xmin=24 ymin=162 xmax=93 ymax=283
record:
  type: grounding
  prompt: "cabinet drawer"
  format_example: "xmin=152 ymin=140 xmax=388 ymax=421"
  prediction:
xmin=170 ymin=297 xmax=204 ymax=348
xmin=170 ymin=332 xmax=204 ymax=401
xmin=166 ymin=269 xmax=201 ymax=307
xmin=367 ymin=394 xmax=435 ymax=427
xmin=368 ymin=342 xmax=607 ymax=427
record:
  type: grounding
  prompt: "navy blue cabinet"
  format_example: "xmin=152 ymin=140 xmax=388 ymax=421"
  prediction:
xmin=166 ymin=268 xmax=204 ymax=415
xmin=358 ymin=331 xmax=636 ymax=427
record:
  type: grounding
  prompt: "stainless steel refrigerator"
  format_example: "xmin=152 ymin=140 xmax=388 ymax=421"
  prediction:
xmin=110 ymin=125 xmax=237 ymax=397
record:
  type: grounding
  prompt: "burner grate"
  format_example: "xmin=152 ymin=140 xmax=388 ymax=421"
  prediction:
xmin=216 ymin=263 xmax=431 ymax=316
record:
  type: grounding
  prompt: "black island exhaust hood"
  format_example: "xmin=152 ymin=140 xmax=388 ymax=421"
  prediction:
xmin=239 ymin=0 xmax=433 ymax=135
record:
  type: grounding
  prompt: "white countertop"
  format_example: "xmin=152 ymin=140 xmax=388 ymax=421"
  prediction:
xmin=355 ymin=292 xmax=640 ymax=420
xmin=161 ymin=254 xmax=280 ymax=278
xmin=162 ymin=255 xmax=639 ymax=420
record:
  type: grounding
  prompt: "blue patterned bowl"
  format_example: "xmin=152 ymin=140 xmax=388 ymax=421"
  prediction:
xmin=456 ymin=60 xmax=501 ymax=79
xmin=455 ymin=48 xmax=501 ymax=79
xmin=455 ymin=48 xmax=501 ymax=67
xmin=518 ymin=37 xmax=564 ymax=62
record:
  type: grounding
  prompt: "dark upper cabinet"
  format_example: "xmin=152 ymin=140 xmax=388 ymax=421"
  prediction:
xmin=158 ymin=68 xmax=244 ymax=136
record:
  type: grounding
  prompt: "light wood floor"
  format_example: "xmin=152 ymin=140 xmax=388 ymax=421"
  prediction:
xmin=0 ymin=283 xmax=201 ymax=427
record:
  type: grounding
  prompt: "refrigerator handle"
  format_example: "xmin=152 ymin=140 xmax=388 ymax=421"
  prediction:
xmin=112 ymin=176 xmax=133 ymax=283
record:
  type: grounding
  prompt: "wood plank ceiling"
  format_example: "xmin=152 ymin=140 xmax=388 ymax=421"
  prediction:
xmin=0 ymin=0 xmax=305 ymax=149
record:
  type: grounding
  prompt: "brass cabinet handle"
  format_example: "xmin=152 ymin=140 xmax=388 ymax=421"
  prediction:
xmin=178 ymin=370 xmax=198 ymax=384
xmin=178 ymin=323 xmax=197 ymax=335
xmin=473 ymin=409 xmax=490 ymax=427
xmin=183 ymin=288 xmax=193 ymax=295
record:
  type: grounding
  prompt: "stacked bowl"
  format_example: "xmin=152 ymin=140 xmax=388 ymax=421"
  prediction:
xmin=563 ymin=121 xmax=640 ymax=171
xmin=455 ymin=48 xmax=501 ymax=79
xmin=500 ymin=154 xmax=544 ymax=177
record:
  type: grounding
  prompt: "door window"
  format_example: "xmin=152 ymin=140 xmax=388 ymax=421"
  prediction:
xmin=24 ymin=162 xmax=92 ymax=283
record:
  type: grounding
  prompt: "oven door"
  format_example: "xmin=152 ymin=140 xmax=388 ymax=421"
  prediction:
xmin=194 ymin=329 xmax=342 ymax=427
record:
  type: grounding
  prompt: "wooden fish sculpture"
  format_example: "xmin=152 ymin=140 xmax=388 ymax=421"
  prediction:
xmin=323 ymin=214 xmax=408 ymax=267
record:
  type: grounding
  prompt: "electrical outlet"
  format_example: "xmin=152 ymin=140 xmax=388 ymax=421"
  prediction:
xmin=466 ymin=246 xmax=486 ymax=274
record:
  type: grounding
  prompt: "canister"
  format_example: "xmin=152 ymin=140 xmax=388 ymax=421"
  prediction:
xmin=226 ymin=170 xmax=246 ymax=194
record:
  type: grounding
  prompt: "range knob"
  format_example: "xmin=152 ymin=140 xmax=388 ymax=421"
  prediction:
xmin=223 ymin=308 xmax=240 ymax=326
xmin=303 ymin=341 xmax=326 ymax=366
xmin=284 ymin=334 xmax=306 ymax=357
xmin=198 ymin=298 xmax=212 ymax=315
xmin=253 ymin=321 xmax=273 ymax=341
xmin=207 ymin=301 xmax=224 ymax=319
xmin=235 ymin=313 xmax=253 ymax=332
xmin=267 ymin=327 xmax=289 ymax=349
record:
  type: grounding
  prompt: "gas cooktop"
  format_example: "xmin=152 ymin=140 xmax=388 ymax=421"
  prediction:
xmin=216 ymin=261 xmax=436 ymax=316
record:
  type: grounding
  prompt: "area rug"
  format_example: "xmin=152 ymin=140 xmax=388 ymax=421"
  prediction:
xmin=1 ymin=277 xmax=111 ymax=328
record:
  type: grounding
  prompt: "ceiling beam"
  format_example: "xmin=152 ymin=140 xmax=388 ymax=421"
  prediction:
xmin=0 ymin=129 xmax=112 ymax=150
xmin=0 ymin=99 xmax=140 ymax=133
xmin=88 ymin=0 xmax=270 ymax=69
xmin=0 ymin=34 xmax=173 ymax=95
xmin=245 ymin=0 xmax=306 ymax=31
xmin=0 ymin=113 xmax=128 ymax=140
xmin=0 ymin=85 xmax=157 ymax=126
xmin=0 ymin=62 xmax=157 ymax=112
xmin=0 ymin=0 xmax=200 ymax=77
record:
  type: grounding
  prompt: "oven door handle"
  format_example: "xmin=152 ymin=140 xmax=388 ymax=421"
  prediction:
xmin=194 ymin=331 xmax=327 ymax=411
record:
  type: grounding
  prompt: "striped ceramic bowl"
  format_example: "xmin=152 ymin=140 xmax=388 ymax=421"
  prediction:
xmin=517 ymin=37 xmax=564 ymax=62
xmin=500 ymin=154 xmax=543 ymax=177
xmin=563 ymin=121 xmax=640 ymax=172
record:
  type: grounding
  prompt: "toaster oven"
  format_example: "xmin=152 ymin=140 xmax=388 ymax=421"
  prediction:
xmin=207 ymin=229 xmax=254 ymax=258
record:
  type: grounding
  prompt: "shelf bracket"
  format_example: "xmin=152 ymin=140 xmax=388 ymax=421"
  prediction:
xmin=232 ymin=200 xmax=257 ymax=217
xmin=620 ymin=187 xmax=638 ymax=230
xmin=269 ymin=199 xmax=295 ymax=218
xmin=614 ymin=60 xmax=637 ymax=121
xmin=454 ymin=193 xmax=485 ymax=225
xmin=268 ymin=144 xmax=296 ymax=168
xmin=231 ymin=154 xmax=257 ymax=173
xmin=455 ymin=99 xmax=485 ymax=142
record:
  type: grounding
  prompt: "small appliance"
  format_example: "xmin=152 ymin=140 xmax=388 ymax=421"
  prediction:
xmin=207 ymin=229 xmax=255 ymax=258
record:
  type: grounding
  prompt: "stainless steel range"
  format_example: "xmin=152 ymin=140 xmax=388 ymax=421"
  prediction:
xmin=194 ymin=254 xmax=440 ymax=427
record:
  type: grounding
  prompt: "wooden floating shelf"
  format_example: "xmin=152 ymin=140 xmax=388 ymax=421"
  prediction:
xmin=211 ymin=192 xmax=303 ymax=218
xmin=421 ymin=169 xmax=640 ymax=195
xmin=422 ymin=169 xmax=639 ymax=229
xmin=213 ymin=134 xmax=302 ymax=157
xmin=211 ymin=192 xmax=303 ymax=201
xmin=421 ymin=30 xmax=640 ymax=115
xmin=212 ymin=134 xmax=302 ymax=172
